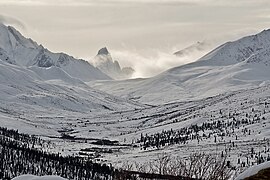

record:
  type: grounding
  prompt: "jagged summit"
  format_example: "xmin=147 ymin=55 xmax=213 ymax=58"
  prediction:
xmin=97 ymin=47 xmax=110 ymax=56
xmin=93 ymin=47 xmax=134 ymax=79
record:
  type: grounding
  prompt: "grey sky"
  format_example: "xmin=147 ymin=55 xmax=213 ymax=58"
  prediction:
xmin=1 ymin=0 xmax=270 ymax=77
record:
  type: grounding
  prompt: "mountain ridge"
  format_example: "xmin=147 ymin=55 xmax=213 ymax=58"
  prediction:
xmin=0 ymin=23 xmax=111 ymax=81
xmin=91 ymin=29 xmax=270 ymax=104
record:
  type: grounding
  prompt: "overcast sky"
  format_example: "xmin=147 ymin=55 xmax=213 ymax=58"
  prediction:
xmin=1 ymin=0 xmax=270 ymax=77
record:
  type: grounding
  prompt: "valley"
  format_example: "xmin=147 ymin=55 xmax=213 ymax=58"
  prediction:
xmin=0 ymin=22 xmax=270 ymax=179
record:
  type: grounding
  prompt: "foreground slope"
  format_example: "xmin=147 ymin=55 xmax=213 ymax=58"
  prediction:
xmin=236 ymin=161 xmax=270 ymax=180
xmin=91 ymin=29 xmax=270 ymax=104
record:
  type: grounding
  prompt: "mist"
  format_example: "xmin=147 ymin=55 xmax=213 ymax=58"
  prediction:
xmin=110 ymin=47 xmax=211 ymax=78
xmin=106 ymin=28 xmax=258 ymax=78
xmin=0 ymin=14 xmax=26 ymax=30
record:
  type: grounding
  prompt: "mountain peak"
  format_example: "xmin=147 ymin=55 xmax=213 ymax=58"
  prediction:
xmin=97 ymin=47 xmax=110 ymax=56
xmin=93 ymin=47 xmax=134 ymax=79
xmin=174 ymin=41 xmax=209 ymax=57
xmin=197 ymin=28 xmax=270 ymax=66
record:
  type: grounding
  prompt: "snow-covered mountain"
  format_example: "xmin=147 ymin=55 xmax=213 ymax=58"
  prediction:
xmin=0 ymin=59 xmax=143 ymax=113
xmin=0 ymin=23 xmax=147 ymax=137
xmin=93 ymin=47 xmax=134 ymax=79
xmin=0 ymin=23 xmax=110 ymax=81
xmin=173 ymin=41 xmax=210 ymax=57
xmin=91 ymin=29 xmax=270 ymax=104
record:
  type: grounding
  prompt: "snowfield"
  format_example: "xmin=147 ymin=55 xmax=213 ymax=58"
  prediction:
xmin=235 ymin=161 xmax=270 ymax=179
xmin=12 ymin=175 xmax=67 ymax=180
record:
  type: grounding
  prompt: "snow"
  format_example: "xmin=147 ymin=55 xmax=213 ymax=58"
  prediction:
xmin=28 ymin=66 xmax=84 ymax=85
xmin=91 ymin=29 xmax=270 ymax=105
xmin=0 ymin=23 xmax=110 ymax=81
xmin=235 ymin=161 xmax=270 ymax=180
xmin=12 ymin=175 xmax=67 ymax=180
xmin=174 ymin=41 xmax=211 ymax=57
xmin=0 ymin=57 xmax=145 ymax=138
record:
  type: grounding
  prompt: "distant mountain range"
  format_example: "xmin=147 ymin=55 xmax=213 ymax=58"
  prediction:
xmin=92 ymin=29 xmax=270 ymax=104
xmin=2 ymin=22 xmax=270 ymax=106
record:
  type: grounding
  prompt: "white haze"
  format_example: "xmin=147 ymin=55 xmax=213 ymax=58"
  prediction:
xmin=104 ymin=28 xmax=260 ymax=78
xmin=110 ymin=48 xmax=209 ymax=78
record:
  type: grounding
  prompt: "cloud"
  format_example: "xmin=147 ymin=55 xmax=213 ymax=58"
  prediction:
xmin=0 ymin=0 xmax=88 ymax=6
xmin=110 ymin=47 xmax=210 ymax=78
xmin=0 ymin=14 xmax=26 ymax=30
xmin=1 ymin=0 xmax=270 ymax=7
xmin=0 ymin=0 xmax=199 ymax=6
xmin=107 ymin=27 xmax=261 ymax=78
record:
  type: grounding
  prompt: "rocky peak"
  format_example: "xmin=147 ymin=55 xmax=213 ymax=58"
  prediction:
xmin=97 ymin=47 xmax=110 ymax=56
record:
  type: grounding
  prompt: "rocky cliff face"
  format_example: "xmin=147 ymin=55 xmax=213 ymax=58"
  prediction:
xmin=93 ymin=47 xmax=134 ymax=79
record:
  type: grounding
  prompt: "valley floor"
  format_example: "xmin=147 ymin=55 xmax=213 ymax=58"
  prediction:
xmin=1 ymin=84 xmax=270 ymax=178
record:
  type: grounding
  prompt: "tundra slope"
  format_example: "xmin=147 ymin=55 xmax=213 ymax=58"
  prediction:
xmin=91 ymin=29 xmax=270 ymax=104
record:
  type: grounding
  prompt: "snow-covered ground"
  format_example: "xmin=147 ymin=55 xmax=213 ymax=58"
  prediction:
xmin=235 ymin=161 xmax=270 ymax=180
xmin=12 ymin=175 xmax=67 ymax=180
xmin=2 ymin=81 xmax=270 ymax=177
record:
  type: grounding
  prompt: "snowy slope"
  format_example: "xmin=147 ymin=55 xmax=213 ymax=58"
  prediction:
xmin=0 ymin=23 xmax=110 ymax=81
xmin=0 ymin=59 xmax=143 ymax=110
xmin=92 ymin=47 xmax=134 ymax=79
xmin=236 ymin=161 xmax=270 ymax=180
xmin=17 ymin=81 xmax=268 ymax=178
xmin=28 ymin=66 xmax=84 ymax=85
xmin=12 ymin=175 xmax=67 ymax=180
xmin=0 ymin=58 xmax=146 ymax=136
xmin=173 ymin=41 xmax=210 ymax=57
xmin=91 ymin=29 xmax=270 ymax=104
